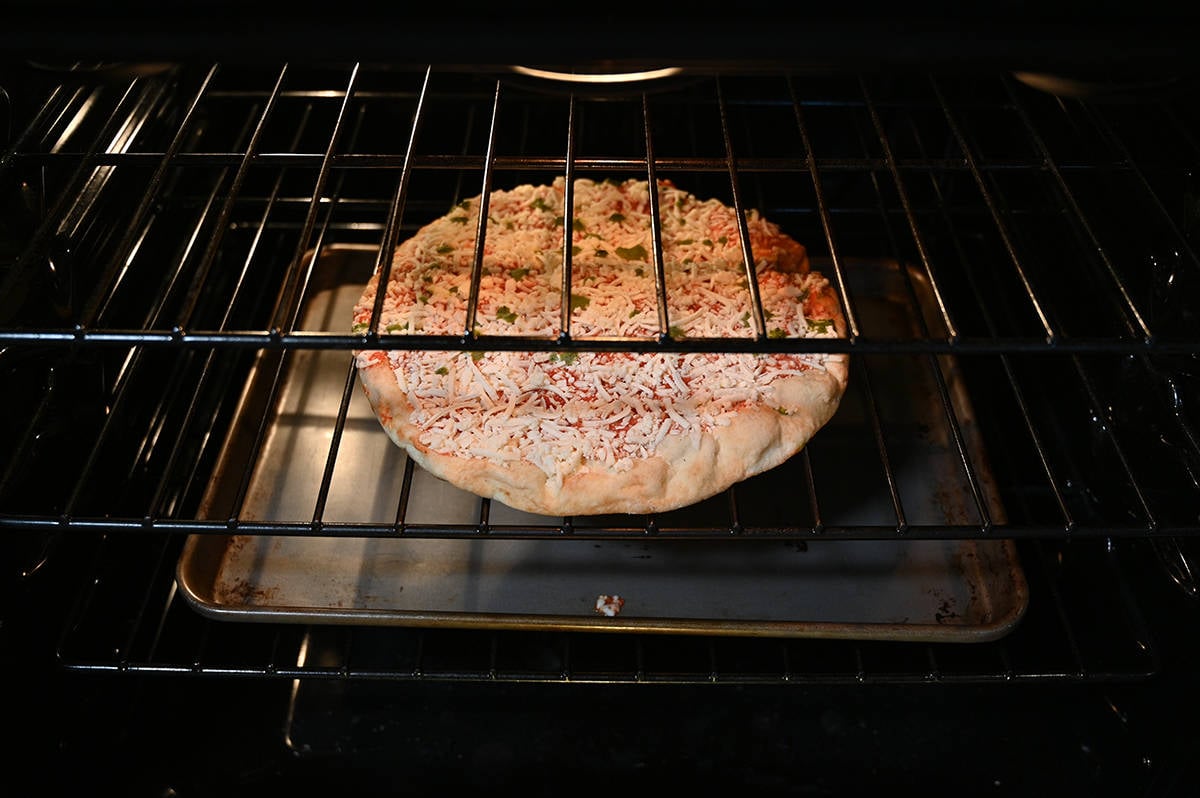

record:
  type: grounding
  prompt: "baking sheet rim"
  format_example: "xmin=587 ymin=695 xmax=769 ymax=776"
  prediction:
xmin=175 ymin=533 xmax=1029 ymax=643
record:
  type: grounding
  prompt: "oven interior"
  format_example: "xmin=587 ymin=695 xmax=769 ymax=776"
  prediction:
xmin=3 ymin=28 xmax=1200 ymax=795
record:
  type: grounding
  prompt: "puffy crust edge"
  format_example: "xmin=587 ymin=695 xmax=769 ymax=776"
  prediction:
xmin=355 ymin=286 xmax=849 ymax=517
xmin=359 ymin=361 xmax=845 ymax=516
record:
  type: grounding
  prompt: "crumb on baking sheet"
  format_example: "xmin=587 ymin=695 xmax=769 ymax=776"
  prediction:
xmin=595 ymin=594 xmax=625 ymax=617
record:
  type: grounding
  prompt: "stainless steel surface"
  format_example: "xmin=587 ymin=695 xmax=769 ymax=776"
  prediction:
xmin=177 ymin=243 xmax=1028 ymax=640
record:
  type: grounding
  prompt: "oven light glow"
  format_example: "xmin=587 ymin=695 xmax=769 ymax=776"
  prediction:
xmin=511 ymin=65 xmax=684 ymax=84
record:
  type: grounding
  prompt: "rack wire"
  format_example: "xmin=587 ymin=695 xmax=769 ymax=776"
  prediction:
xmin=46 ymin=530 xmax=1160 ymax=683
xmin=2 ymin=62 xmax=1198 ymax=683
xmin=3 ymin=72 xmax=1197 ymax=355
xmin=2 ymin=63 xmax=1197 ymax=541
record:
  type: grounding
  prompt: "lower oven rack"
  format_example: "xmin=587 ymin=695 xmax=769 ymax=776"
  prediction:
xmin=30 ymin=532 xmax=1154 ymax=684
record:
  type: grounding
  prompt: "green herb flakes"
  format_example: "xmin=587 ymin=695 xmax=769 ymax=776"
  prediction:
xmin=669 ymin=325 xmax=686 ymax=338
xmin=496 ymin=306 xmax=517 ymax=323
xmin=616 ymin=244 xmax=648 ymax=261
xmin=450 ymin=216 xmax=468 ymax=225
xmin=435 ymin=366 xmax=449 ymax=375
xmin=531 ymin=197 xmax=552 ymax=211
xmin=385 ymin=322 xmax=407 ymax=333
xmin=509 ymin=267 xmax=529 ymax=280
xmin=807 ymin=318 xmax=834 ymax=333
xmin=570 ymin=294 xmax=590 ymax=312
xmin=436 ymin=243 xmax=454 ymax=254
xmin=768 ymin=327 xmax=787 ymax=339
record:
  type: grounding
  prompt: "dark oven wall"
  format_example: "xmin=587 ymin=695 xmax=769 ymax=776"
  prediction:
xmin=3 ymin=9 xmax=1200 ymax=797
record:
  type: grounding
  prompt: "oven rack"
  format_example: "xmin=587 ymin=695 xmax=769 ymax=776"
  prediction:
xmin=2 ymin=63 xmax=1198 ymax=542
xmin=4 ymin=531 xmax=1157 ymax=685
xmin=0 ymin=344 xmax=1196 ymax=540
xmin=1 ymin=65 xmax=1197 ymax=356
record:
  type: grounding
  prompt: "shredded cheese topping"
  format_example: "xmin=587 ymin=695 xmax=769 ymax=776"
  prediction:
xmin=354 ymin=178 xmax=840 ymax=482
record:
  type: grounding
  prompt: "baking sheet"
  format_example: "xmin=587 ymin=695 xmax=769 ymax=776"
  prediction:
xmin=177 ymin=244 xmax=1028 ymax=640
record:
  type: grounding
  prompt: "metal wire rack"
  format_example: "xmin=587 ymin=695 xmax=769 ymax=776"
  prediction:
xmin=2 ymin=61 xmax=1198 ymax=684
xmin=24 ymin=528 xmax=1159 ymax=683
xmin=2 ymin=63 xmax=1197 ymax=541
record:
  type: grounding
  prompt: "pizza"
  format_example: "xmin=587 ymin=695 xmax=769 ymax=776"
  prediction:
xmin=352 ymin=177 xmax=848 ymax=516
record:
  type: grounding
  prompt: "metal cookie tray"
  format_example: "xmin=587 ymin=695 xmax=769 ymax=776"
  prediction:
xmin=177 ymin=244 xmax=1028 ymax=641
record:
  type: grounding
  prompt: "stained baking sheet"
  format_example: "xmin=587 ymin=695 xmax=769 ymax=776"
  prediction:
xmin=177 ymin=244 xmax=1028 ymax=640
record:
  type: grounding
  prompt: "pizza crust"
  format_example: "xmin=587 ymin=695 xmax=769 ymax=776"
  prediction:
xmin=357 ymin=329 xmax=846 ymax=516
xmin=354 ymin=178 xmax=849 ymax=517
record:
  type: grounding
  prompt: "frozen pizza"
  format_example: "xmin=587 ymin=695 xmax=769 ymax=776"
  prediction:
xmin=352 ymin=177 xmax=848 ymax=516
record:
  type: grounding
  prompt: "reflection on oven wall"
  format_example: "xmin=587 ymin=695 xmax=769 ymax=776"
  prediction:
xmin=1 ymin=44 xmax=1200 ymax=795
